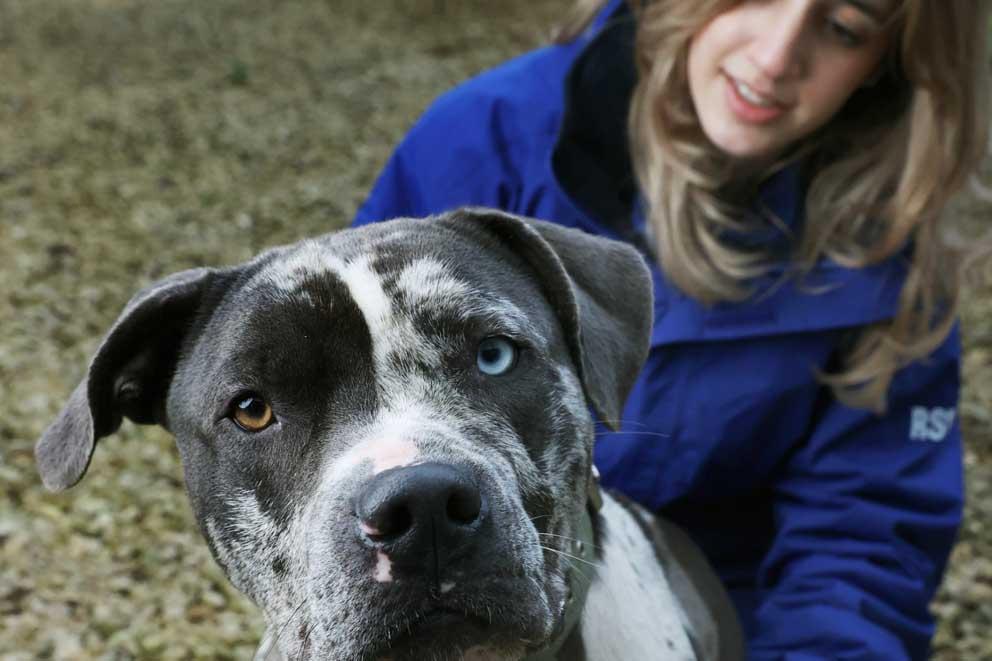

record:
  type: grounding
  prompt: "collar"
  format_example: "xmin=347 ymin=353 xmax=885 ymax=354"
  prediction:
xmin=523 ymin=468 xmax=602 ymax=660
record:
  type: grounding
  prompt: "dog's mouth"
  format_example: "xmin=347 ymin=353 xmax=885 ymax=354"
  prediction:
xmin=372 ymin=612 xmax=498 ymax=661
xmin=365 ymin=593 xmax=546 ymax=661
xmin=390 ymin=605 xmax=492 ymax=646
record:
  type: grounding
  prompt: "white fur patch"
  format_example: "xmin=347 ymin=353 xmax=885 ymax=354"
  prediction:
xmin=370 ymin=437 xmax=421 ymax=476
xmin=359 ymin=521 xmax=381 ymax=537
xmin=579 ymin=495 xmax=696 ymax=660
xmin=396 ymin=257 xmax=472 ymax=307
xmin=330 ymin=435 xmax=421 ymax=484
xmin=336 ymin=255 xmax=393 ymax=343
xmin=341 ymin=254 xmax=444 ymax=370
xmin=261 ymin=239 xmax=345 ymax=293
xmin=323 ymin=394 xmax=461 ymax=486
xmin=205 ymin=490 xmax=309 ymax=627
xmin=327 ymin=434 xmax=416 ymax=487
xmin=255 ymin=243 xmax=445 ymax=372
xmin=375 ymin=551 xmax=393 ymax=583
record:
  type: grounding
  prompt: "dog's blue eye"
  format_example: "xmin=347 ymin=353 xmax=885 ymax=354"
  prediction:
xmin=477 ymin=336 xmax=517 ymax=376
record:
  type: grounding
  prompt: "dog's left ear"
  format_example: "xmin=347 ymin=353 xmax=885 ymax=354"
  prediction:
xmin=445 ymin=208 xmax=653 ymax=430
xmin=36 ymin=267 xmax=218 ymax=492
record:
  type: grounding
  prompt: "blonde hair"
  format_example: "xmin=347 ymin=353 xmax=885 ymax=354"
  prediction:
xmin=560 ymin=0 xmax=990 ymax=412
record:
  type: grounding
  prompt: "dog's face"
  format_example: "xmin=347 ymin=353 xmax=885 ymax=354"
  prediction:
xmin=36 ymin=210 xmax=652 ymax=660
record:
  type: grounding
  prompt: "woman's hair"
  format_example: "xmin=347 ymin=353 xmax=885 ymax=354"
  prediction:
xmin=559 ymin=0 xmax=990 ymax=412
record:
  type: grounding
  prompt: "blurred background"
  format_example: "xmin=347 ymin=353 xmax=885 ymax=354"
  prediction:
xmin=0 ymin=1 xmax=989 ymax=658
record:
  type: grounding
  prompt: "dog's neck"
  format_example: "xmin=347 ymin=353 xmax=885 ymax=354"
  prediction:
xmin=524 ymin=498 xmax=598 ymax=661
xmin=568 ymin=493 xmax=699 ymax=660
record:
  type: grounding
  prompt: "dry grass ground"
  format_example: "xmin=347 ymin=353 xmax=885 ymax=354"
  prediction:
xmin=0 ymin=1 xmax=989 ymax=659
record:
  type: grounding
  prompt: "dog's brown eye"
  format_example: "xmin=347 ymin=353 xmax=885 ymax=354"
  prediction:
xmin=231 ymin=395 xmax=275 ymax=432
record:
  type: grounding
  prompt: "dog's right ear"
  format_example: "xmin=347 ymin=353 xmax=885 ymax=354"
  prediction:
xmin=442 ymin=209 xmax=653 ymax=431
xmin=36 ymin=267 xmax=217 ymax=492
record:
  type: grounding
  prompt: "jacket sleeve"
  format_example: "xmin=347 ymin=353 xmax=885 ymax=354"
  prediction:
xmin=748 ymin=326 xmax=965 ymax=660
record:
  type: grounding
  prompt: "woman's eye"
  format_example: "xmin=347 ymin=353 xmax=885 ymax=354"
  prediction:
xmin=230 ymin=394 xmax=275 ymax=432
xmin=828 ymin=20 xmax=862 ymax=46
xmin=476 ymin=336 xmax=518 ymax=376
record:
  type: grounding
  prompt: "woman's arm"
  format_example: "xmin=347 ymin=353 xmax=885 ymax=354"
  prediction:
xmin=748 ymin=327 xmax=964 ymax=660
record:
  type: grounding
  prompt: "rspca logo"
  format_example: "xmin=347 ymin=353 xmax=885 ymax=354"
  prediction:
xmin=909 ymin=406 xmax=956 ymax=443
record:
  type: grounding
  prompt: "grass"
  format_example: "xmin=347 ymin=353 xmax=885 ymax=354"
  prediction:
xmin=0 ymin=1 xmax=989 ymax=658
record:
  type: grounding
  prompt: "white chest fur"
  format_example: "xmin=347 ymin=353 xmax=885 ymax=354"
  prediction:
xmin=578 ymin=495 xmax=697 ymax=660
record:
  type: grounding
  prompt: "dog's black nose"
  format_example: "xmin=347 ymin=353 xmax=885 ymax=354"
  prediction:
xmin=354 ymin=462 xmax=485 ymax=563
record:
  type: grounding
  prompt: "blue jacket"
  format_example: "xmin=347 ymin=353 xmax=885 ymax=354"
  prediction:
xmin=353 ymin=2 xmax=964 ymax=658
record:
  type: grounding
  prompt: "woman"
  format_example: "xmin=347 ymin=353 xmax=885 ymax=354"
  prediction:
xmin=353 ymin=0 xmax=990 ymax=657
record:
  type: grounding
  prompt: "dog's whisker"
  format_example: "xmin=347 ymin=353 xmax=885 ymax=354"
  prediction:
xmin=594 ymin=417 xmax=662 ymax=430
xmin=268 ymin=596 xmax=310 ymax=660
xmin=536 ymin=531 xmax=578 ymax=540
xmin=293 ymin=620 xmax=318 ymax=661
xmin=540 ymin=544 xmax=601 ymax=571
xmin=537 ymin=531 xmax=604 ymax=553
xmin=536 ymin=531 xmax=595 ymax=544
xmin=541 ymin=544 xmax=600 ymax=568
xmin=595 ymin=429 xmax=672 ymax=439
xmin=541 ymin=546 xmax=595 ymax=587
xmin=566 ymin=565 xmax=596 ymax=587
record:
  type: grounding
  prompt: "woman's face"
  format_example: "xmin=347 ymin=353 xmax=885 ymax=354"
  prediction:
xmin=687 ymin=0 xmax=896 ymax=163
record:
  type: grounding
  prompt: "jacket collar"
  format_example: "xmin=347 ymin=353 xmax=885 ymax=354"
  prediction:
xmin=551 ymin=2 xmax=641 ymax=247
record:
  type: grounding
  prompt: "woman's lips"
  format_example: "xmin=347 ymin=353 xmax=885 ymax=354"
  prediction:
xmin=723 ymin=73 xmax=787 ymax=124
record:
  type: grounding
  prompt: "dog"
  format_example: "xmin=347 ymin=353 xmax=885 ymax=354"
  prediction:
xmin=36 ymin=208 xmax=743 ymax=660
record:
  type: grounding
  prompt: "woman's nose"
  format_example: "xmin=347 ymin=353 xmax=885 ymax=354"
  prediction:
xmin=749 ymin=5 xmax=809 ymax=80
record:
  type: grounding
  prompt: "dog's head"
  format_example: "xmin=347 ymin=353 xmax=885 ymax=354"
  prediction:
xmin=36 ymin=208 xmax=652 ymax=660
